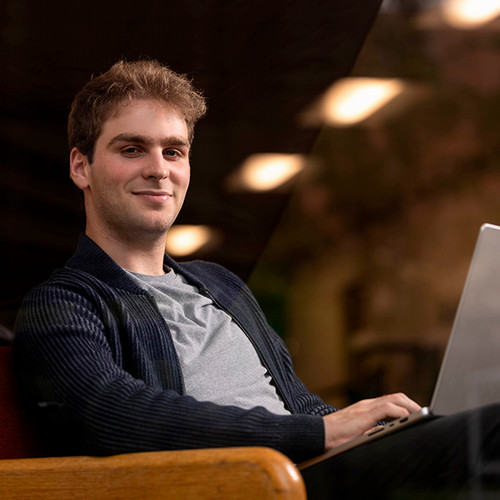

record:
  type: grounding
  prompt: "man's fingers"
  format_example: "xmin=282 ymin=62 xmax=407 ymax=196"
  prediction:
xmin=323 ymin=392 xmax=422 ymax=451
xmin=376 ymin=393 xmax=421 ymax=414
xmin=347 ymin=393 xmax=421 ymax=427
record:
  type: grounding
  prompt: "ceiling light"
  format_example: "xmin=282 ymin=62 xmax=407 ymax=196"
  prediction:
xmin=442 ymin=0 xmax=500 ymax=29
xmin=226 ymin=153 xmax=306 ymax=192
xmin=166 ymin=225 xmax=215 ymax=257
xmin=301 ymin=77 xmax=405 ymax=127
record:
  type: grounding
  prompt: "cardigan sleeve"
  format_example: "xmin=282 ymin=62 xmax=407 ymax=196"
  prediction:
xmin=13 ymin=280 xmax=326 ymax=463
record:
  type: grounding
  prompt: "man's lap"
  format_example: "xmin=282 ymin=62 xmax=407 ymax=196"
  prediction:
xmin=301 ymin=403 xmax=500 ymax=499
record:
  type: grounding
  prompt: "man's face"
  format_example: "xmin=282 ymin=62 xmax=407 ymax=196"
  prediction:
xmin=72 ymin=99 xmax=191 ymax=242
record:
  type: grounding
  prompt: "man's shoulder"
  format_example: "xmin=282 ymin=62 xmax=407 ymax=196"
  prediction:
xmin=22 ymin=259 xmax=145 ymax=312
xmin=52 ymin=234 xmax=147 ymax=295
xmin=19 ymin=267 xmax=109 ymax=307
xmin=30 ymin=265 xmax=105 ymax=289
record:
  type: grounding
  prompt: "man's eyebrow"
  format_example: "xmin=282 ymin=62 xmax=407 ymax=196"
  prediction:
xmin=108 ymin=133 xmax=190 ymax=148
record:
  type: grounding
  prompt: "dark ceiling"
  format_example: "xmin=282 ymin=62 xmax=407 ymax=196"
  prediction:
xmin=0 ymin=0 xmax=382 ymax=328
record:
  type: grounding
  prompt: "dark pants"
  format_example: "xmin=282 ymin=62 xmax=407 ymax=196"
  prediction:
xmin=300 ymin=403 xmax=500 ymax=499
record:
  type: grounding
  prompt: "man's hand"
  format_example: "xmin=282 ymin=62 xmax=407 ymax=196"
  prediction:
xmin=323 ymin=393 xmax=421 ymax=451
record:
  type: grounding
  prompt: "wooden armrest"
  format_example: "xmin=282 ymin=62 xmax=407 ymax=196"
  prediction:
xmin=0 ymin=446 xmax=306 ymax=499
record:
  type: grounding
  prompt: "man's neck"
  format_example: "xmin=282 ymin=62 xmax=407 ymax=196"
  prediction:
xmin=86 ymin=226 xmax=167 ymax=276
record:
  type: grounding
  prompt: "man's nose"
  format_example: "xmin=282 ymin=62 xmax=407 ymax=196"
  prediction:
xmin=143 ymin=151 xmax=168 ymax=180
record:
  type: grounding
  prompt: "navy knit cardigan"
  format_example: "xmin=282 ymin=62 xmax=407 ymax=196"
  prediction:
xmin=13 ymin=235 xmax=335 ymax=462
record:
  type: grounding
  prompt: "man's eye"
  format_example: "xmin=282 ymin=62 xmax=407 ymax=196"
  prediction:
xmin=122 ymin=147 xmax=141 ymax=155
xmin=164 ymin=149 xmax=180 ymax=158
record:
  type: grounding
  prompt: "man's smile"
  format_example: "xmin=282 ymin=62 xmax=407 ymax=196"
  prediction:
xmin=132 ymin=190 xmax=173 ymax=202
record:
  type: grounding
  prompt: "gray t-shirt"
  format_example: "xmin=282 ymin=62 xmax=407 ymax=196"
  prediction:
xmin=127 ymin=268 xmax=290 ymax=415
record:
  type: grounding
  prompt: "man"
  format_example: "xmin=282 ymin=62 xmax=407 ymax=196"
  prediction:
xmin=13 ymin=60 xmax=500 ymax=498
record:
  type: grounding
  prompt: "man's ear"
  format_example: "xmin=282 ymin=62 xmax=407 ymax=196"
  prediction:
xmin=69 ymin=147 xmax=90 ymax=190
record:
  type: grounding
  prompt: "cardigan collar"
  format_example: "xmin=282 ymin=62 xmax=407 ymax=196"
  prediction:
xmin=66 ymin=234 xmax=207 ymax=293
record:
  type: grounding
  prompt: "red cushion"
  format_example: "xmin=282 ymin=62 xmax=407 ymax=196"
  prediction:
xmin=0 ymin=346 xmax=46 ymax=459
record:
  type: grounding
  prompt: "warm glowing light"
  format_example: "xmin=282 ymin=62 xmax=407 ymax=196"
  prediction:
xmin=166 ymin=225 xmax=214 ymax=256
xmin=228 ymin=153 xmax=306 ymax=191
xmin=318 ymin=78 xmax=405 ymax=126
xmin=442 ymin=0 xmax=500 ymax=28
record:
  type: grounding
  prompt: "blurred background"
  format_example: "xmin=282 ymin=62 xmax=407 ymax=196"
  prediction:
xmin=2 ymin=0 xmax=500 ymax=408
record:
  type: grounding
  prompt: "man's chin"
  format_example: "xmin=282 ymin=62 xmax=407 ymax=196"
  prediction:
xmin=121 ymin=221 xmax=172 ymax=241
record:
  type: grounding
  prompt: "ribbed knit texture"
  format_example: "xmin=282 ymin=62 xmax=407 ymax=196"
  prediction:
xmin=13 ymin=234 xmax=336 ymax=462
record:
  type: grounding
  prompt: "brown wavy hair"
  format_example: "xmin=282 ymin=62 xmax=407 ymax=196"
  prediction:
xmin=68 ymin=59 xmax=207 ymax=163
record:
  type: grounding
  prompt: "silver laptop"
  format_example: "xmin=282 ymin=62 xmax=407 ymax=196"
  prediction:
xmin=300 ymin=223 xmax=500 ymax=467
